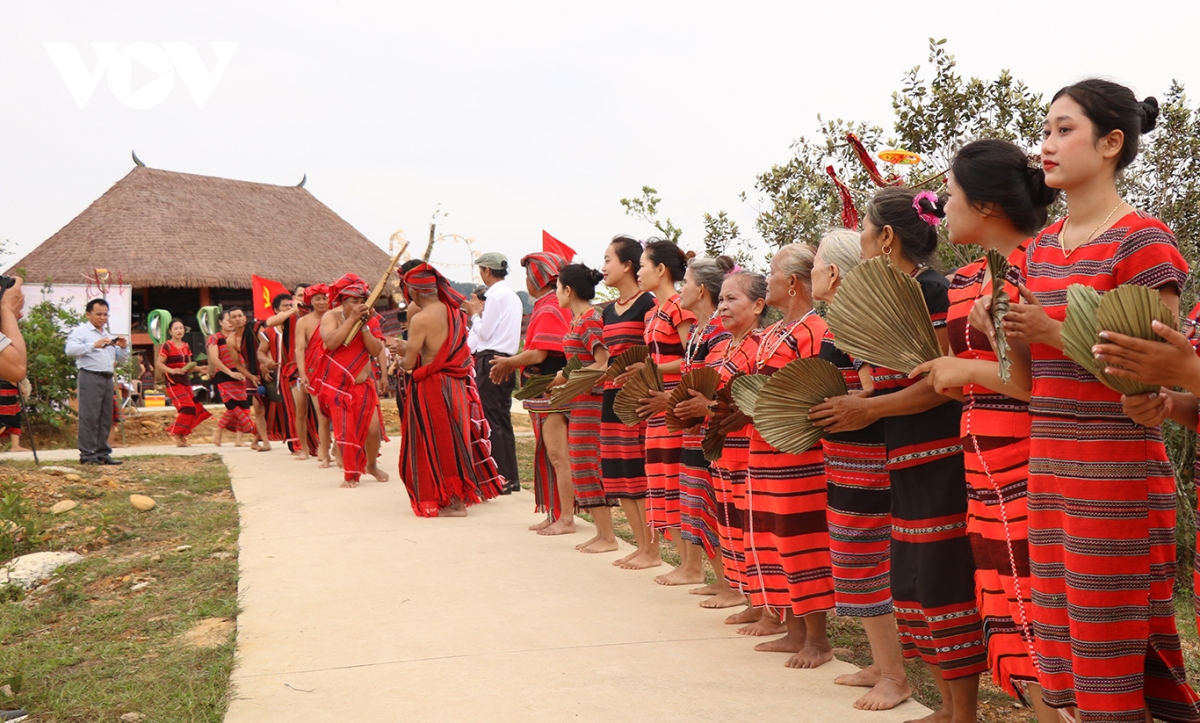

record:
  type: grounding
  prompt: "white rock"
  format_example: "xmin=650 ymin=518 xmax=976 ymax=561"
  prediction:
xmin=130 ymin=494 xmax=156 ymax=511
xmin=130 ymin=582 xmax=151 ymax=592
xmin=210 ymin=551 xmax=232 ymax=560
xmin=0 ymin=551 xmax=83 ymax=590
xmin=50 ymin=500 xmax=78 ymax=515
xmin=119 ymin=713 xmax=146 ymax=722
xmin=40 ymin=465 xmax=77 ymax=475
xmin=174 ymin=545 xmax=192 ymax=552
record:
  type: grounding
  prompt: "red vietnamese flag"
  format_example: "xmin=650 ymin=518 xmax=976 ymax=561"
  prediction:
xmin=542 ymin=230 xmax=577 ymax=261
xmin=251 ymin=275 xmax=289 ymax=321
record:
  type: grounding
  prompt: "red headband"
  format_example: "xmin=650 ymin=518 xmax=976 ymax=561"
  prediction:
xmin=401 ymin=263 xmax=465 ymax=309
xmin=302 ymin=283 xmax=330 ymax=307
xmin=329 ymin=273 xmax=370 ymax=306
xmin=521 ymin=251 xmax=566 ymax=290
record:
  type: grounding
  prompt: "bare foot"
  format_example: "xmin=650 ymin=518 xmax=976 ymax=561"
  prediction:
xmin=213 ymin=432 xmax=223 ymax=447
xmin=854 ymin=677 xmax=913 ymax=712
xmin=738 ymin=617 xmax=786 ymax=637
xmin=724 ymin=606 xmax=761 ymax=625
xmin=612 ymin=549 xmax=640 ymax=566
xmin=438 ymin=504 xmax=467 ymax=517
xmin=836 ymin=664 xmax=881 ymax=688
xmin=538 ymin=518 xmax=577 ymax=536
xmin=654 ymin=567 xmax=707 ymax=586
xmin=294 ymin=451 xmax=310 ymax=461
xmin=755 ymin=631 xmax=805 ymax=653
xmin=340 ymin=478 xmax=360 ymax=489
xmin=173 ymin=435 xmax=187 ymax=448
xmin=529 ymin=517 xmax=555 ymax=531
xmin=366 ymin=464 xmax=389 ymax=482
xmin=699 ymin=589 xmax=747 ymax=609
xmin=10 ymin=445 xmax=26 ymax=452
xmin=689 ymin=581 xmax=726 ymax=596
xmin=902 ymin=706 xmax=950 ymax=723
xmin=580 ymin=538 xmax=619 ymax=553
xmin=786 ymin=642 xmax=834 ymax=668
xmin=574 ymin=534 xmax=600 ymax=550
xmin=317 ymin=457 xmax=331 ymax=469
xmin=258 ymin=443 xmax=272 ymax=452
xmin=619 ymin=551 xmax=663 ymax=570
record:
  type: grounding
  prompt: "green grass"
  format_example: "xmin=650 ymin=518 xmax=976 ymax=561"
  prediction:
xmin=1 ymin=455 xmax=238 ymax=722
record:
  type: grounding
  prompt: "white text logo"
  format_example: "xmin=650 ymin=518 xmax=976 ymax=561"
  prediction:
xmin=44 ymin=42 xmax=238 ymax=109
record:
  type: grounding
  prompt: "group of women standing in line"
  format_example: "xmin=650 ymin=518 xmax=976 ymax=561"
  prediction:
xmin=498 ymin=77 xmax=1200 ymax=723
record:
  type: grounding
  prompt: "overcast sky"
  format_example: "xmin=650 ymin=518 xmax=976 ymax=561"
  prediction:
xmin=3 ymin=1 xmax=1198 ymax=287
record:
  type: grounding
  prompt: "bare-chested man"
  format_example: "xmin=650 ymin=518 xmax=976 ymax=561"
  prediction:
xmin=316 ymin=273 xmax=389 ymax=488
xmin=394 ymin=262 xmax=504 ymax=517
xmin=294 ymin=284 xmax=335 ymax=466
xmin=209 ymin=308 xmax=256 ymax=446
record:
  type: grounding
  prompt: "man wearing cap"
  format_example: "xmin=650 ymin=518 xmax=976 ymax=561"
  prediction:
xmin=462 ymin=251 xmax=522 ymax=493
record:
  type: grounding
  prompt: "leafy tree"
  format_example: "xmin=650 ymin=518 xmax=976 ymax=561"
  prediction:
xmin=20 ymin=284 xmax=85 ymax=429
xmin=701 ymin=210 xmax=756 ymax=268
xmin=619 ymin=186 xmax=683 ymax=243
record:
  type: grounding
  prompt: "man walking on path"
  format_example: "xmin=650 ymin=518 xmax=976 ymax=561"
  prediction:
xmin=463 ymin=251 xmax=522 ymax=493
xmin=64 ymin=298 xmax=127 ymax=465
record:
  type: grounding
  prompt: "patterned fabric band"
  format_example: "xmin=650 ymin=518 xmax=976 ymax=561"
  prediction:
xmin=302 ymin=283 xmax=330 ymax=307
xmin=401 ymin=263 xmax=465 ymax=309
xmin=329 ymin=273 xmax=370 ymax=306
xmin=521 ymin=251 xmax=566 ymax=290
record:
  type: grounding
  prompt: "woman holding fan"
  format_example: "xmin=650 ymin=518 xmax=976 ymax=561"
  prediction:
xmin=157 ymin=318 xmax=211 ymax=447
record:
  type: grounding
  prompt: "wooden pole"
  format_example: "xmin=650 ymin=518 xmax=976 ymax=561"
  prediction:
xmin=344 ymin=241 xmax=410 ymax=345
xmin=422 ymin=222 xmax=436 ymax=262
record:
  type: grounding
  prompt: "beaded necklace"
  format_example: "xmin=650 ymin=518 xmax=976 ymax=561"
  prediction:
xmin=754 ymin=310 xmax=815 ymax=371
xmin=683 ymin=310 xmax=719 ymax=372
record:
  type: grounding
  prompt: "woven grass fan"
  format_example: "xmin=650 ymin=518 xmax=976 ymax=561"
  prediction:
xmin=606 ymin=345 xmax=649 ymax=380
xmin=549 ymin=368 xmax=606 ymax=407
xmin=665 ymin=367 xmax=721 ymax=433
xmin=562 ymin=356 xmax=583 ymax=379
xmin=702 ymin=379 xmax=737 ymax=462
xmin=613 ymin=358 xmax=663 ymax=427
xmin=514 ymin=373 xmax=556 ymax=400
xmin=753 ymin=358 xmax=847 ymax=455
xmin=985 ymin=249 xmax=1014 ymax=384
xmin=729 ymin=374 xmax=769 ymax=418
xmin=825 ymin=256 xmax=942 ymax=374
xmin=1060 ymin=283 xmax=1176 ymax=396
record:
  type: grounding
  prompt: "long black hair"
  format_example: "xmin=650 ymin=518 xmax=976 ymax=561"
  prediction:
xmin=952 ymin=140 xmax=1059 ymax=236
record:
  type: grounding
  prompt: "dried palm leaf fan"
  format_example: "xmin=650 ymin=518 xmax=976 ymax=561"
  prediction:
xmin=181 ymin=361 xmax=198 ymax=373
xmin=549 ymin=368 xmax=606 ymax=407
xmin=1060 ymin=283 xmax=1177 ymax=396
xmin=729 ymin=374 xmax=770 ymax=418
xmin=514 ymin=374 xmax=556 ymax=400
xmin=825 ymin=256 xmax=942 ymax=374
xmin=606 ymin=345 xmax=649 ymax=380
xmin=613 ymin=358 xmax=663 ymax=427
xmin=985 ymin=249 xmax=1014 ymax=384
xmin=702 ymin=378 xmax=738 ymax=462
xmin=561 ymin=355 xmax=584 ymax=379
xmin=753 ymin=358 xmax=847 ymax=455
xmin=664 ymin=367 xmax=721 ymax=433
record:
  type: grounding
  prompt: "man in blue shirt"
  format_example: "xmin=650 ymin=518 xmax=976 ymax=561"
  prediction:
xmin=64 ymin=298 xmax=128 ymax=465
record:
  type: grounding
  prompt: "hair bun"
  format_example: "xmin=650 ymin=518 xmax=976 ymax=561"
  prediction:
xmin=917 ymin=194 xmax=946 ymax=219
xmin=1026 ymin=166 xmax=1060 ymax=207
xmin=587 ymin=267 xmax=604 ymax=285
xmin=683 ymin=249 xmax=696 ymax=261
xmin=715 ymin=255 xmax=735 ymax=273
xmin=1139 ymin=96 xmax=1160 ymax=133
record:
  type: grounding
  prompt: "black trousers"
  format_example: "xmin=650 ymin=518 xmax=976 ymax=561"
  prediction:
xmin=475 ymin=351 xmax=519 ymax=487
xmin=77 ymin=369 xmax=114 ymax=462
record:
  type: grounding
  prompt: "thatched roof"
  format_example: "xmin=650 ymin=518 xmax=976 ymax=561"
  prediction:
xmin=9 ymin=165 xmax=391 ymax=289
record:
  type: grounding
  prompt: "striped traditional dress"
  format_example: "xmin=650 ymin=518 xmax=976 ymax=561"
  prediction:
xmin=818 ymin=332 xmax=892 ymax=619
xmin=563 ymin=306 xmax=607 ymax=509
xmin=947 ymin=244 xmax=1039 ymax=702
xmin=644 ymin=294 xmax=697 ymax=531
xmin=678 ymin=315 xmax=731 ymax=557
xmin=601 ymin=293 xmax=656 ymax=500
xmin=876 ymin=267 xmax=985 ymax=680
xmin=209 ymin=333 xmax=255 ymax=434
xmin=711 ymin=330 xmax=760 ymax=592
xmin=0 ymin=379 xmax=21 ymax=438
xmin=522 ymin=293 xmax=571 ymax=516
xmin=160 ymin=340 xmax=211 ymax=437
xmin=1024 ymin=213 xmax=1200 ymax=723
xmin=744 ymin=312 xmax=834 ymax=616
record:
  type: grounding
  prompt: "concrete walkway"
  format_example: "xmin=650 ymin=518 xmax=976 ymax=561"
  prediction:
xmin=6 ymin=442 xmax=931 ymax=722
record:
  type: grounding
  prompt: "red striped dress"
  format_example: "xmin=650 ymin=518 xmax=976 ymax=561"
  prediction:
xmin=877 ymin=268 xmax=985 ymax=680
xmin=209 ymin=333 xmax=255 ymax=434
xmin=679 ymin=316 xmax=731 ymax=557
xmin=711 ymin=330 xmax=761 ymax=592
xmin=522 ymin=293 xmax=571 ymax=516
xmin=160 ymin=340 xmax=212 ymax=437
xmin=1024 ymin=213 xmax=1200 ymax=723
xmin=744 ymin=312 xmax=835 ymax=616
xmin=0 ymin=380 xmax=21 ymax=438
xmin=601 ymin=293 xmax=656 ymax=499
xmin=644 ymin=294 xmax=697 ymax=531
xmin=948 ymin=245 xmax=1039 ymax=702
xmin=563 ymin=306 xmax=607 ymax=509
xmin=818 ymin=332 xmax=892 ymax=619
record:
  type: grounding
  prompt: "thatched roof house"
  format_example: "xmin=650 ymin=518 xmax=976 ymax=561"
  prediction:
xmin=8 ymin=161 xmax=391 ymax=345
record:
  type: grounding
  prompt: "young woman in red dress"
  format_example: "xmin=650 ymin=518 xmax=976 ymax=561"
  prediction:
xmin=157 ymin=318 xmax=211 ymax=446
xmin=811 ymin=229 xmax=911 ymax=712
xmin=550 ymin=264 xmax=612 ymax=546
xmin=667 ymin=255 xmax=733 ymax=588
xmin=987 ymin=79 xmax=1200 ymax=723
xmin=912 ymin=140 xmax=1059 ymax=722
xmin=743 ymin=242 xmax=836 ymax=669
xmin=636 ymin=240 xmax=696 ymax=576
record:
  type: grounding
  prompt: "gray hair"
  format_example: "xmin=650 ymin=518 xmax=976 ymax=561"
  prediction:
xmin=815 ymin=228 xmax=862 ymax=279
xmin=774 ymin=243 xmax=816 ymax=290
xmin=688 ymin=255 xmax=735 ymax=301
xmin=724 ymin=270 xmax=769 ymax=323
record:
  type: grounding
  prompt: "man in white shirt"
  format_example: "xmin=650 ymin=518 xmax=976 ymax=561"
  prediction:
xmin=462 ymin=252 xmax=522 ymax=493
xmin=64 ymin=298 xmax=128 ymax=465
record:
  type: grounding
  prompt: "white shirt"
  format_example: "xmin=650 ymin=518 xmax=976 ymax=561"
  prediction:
xmin=467 ymin=280 xmax=522 ymax=355
xmin=65 ymin=322 xmax=129 ymax=373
